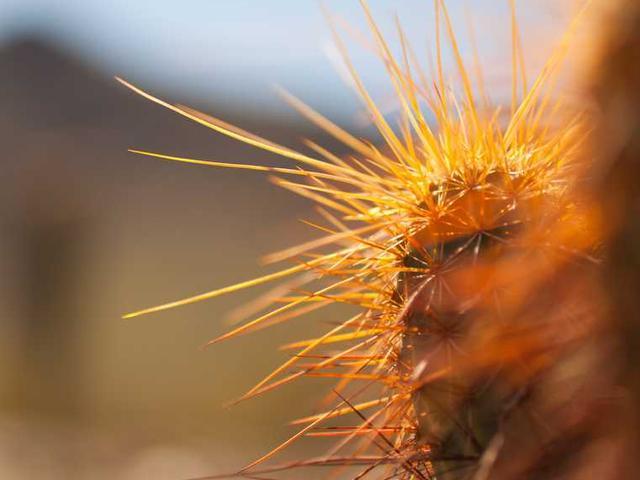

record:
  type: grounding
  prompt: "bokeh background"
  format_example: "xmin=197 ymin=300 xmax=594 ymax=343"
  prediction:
xmin=0 ymin=1 xmax=579 ymax=478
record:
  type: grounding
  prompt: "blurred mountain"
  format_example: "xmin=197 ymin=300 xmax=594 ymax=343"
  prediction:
xmin=0 ymin=36 xmax=326 ymax=210
xmin=0 ymin=38 xmax=122 ymax=128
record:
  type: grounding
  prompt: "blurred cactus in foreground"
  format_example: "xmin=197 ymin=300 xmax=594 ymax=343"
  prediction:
xmin=594 ymin=0 xmax=640 ymax=476
xmin=121 ymin=0 xmax=640 ymax=478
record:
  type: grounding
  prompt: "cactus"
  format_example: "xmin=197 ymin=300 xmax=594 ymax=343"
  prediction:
xmin=120 ymin=1 xmax=614 ymax=478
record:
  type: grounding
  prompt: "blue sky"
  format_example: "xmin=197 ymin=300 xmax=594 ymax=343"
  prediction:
xmin=0 ymin=1 xmax=569 ymax=121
